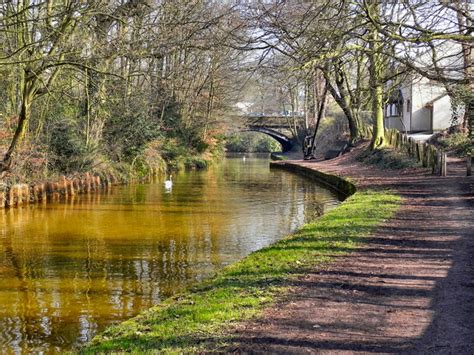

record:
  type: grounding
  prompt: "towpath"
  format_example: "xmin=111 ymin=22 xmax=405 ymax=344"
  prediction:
xmin=226 ymin=147 xmax=474 ymax=353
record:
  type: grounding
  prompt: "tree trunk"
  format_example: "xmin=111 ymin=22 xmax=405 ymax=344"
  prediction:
xmin=370 ymin=82 xmax=385 ymax=149
xmin=323 ymin=66 xmax=361 ymax=145
xmin=367 ymin=1 xmax=385 ymax=149
xmin=1 ymin=77 xmax=36 ymax=173
xmin=464 ymin=42 xmax=474 ymax=143
xmin=304 ymin=78 xmax=311 ymax=131
xmin=453 ymin=0 xmax=473 ymax=136
xmin=465 ymin=42 xmax=474 ymax=142
xmin=309 ymin=83 xmax=328 ymax=155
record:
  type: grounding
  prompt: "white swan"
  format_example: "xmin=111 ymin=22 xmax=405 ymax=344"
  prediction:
xmin=242 ymin=156 xmax=246 ymax=162
xmin=164 ymin=175 xmax=173 ymax=189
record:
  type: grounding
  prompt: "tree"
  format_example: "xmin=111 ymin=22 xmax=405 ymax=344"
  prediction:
xmin=362 ymin=0 xmax=474 ymax=141
xmin=240 ymin=1 xmax=370 ymax=145
xmin=0 ymin=0 xmax=90 ymax=173
xmin=365 ymin=0 xmax=386 ymax=148
xmin=0 ymin=0 xmax=243 ymax=177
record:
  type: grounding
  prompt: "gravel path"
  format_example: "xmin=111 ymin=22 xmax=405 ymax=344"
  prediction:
xmin=225 ymin=148 xmax=474 ymax=354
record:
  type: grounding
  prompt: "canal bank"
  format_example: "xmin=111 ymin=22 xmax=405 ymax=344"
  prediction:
xmin=84 ymin=148 xmax=403 ymax=353
xmin=215 ymin=145 xmax=474 ymax=353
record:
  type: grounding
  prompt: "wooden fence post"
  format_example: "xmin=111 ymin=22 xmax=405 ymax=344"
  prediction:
xmin=467 ymin=152 xmax=472 ymax=176
xmin=429 ymin=147 xmax=434 ymax=172
xmin=434 ymin=151 xmax=441 ymax=175
xmin=389 ymin=129 xmax=396 ymax=146
xmin=422 ymin=143 xmax=428 ymax=167
xmin=415 ymin=142 xmax=422 ymax=162
xmin=441 ymin=152 xmax=447 ymax=176
xmin=0 ymin=184 xmax=5 ymax=209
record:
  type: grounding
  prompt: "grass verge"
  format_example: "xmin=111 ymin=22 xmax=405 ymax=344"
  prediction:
xmin=83 ymin=189 xmax=401 ymax=353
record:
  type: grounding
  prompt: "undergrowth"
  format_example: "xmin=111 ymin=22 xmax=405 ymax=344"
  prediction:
xmin=357 ymin=147 xmax=421 ymax=169
xmin=83 ymin=189 xmax=401 ymax=353
xmin=436 ymin=132 xmax=472 ymax=157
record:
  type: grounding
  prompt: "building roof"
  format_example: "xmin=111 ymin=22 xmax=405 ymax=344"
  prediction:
xmin=425 ymin=93 xmax=449 ymax=108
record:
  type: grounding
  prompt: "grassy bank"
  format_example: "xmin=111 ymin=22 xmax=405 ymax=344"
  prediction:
xmin=84 ymin=181 xmax=401 ymax=353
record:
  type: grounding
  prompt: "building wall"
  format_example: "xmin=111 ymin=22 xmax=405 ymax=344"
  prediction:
xmin=410 ymin=78 xmax=431 ymax=131
xmin=385 ymin=116 xmax=405 ymax=131
xmin=384 ymin=82 xmax=411 ymax=132
xmin=410 ymin=77 xmax=450 ymax=132
xmin=433 ymin=95 xmax=452 ymax=131
xmin=400 ymin=84 xmax=412 ymax=131
xmin=385 ymin=75 xmax=453 ymax=133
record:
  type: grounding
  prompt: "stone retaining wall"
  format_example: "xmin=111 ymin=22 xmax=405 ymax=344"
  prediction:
xmin=270 ymin=161 xmax=356 ymax=199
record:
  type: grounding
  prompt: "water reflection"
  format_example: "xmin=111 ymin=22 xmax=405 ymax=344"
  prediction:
xmin=0 ymin=154 xmax=340 ymax=352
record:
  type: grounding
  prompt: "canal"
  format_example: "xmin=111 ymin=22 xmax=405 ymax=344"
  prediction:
xmin=0 ymin=154 xmax=340 ymax=352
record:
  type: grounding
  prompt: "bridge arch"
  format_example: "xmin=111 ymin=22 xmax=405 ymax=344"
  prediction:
xmin=243 ymin=127 xmax=294 ymax=152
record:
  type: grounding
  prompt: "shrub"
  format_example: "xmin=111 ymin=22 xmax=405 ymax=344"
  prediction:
xmin=357 ymin=147 xmax=421 ymax=169
xmin=437 ymin=132 xmax=472 ymax=157
xmin=184 ymin=157 xmax=209 ymax=170
xmin=48 ymin=119 xmax=95 ymax=173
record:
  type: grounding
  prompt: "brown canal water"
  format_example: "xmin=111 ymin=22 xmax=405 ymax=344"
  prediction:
xmin=0 ymin=154 xmax=340 ymax=353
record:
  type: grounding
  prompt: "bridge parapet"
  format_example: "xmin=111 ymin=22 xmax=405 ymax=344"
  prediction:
xmin=243 ymin=115 xmax=304 ymax=130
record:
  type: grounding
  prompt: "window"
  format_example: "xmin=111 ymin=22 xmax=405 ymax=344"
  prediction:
xmin=387 ymin=103 xmax=401 ymax=117
xmin=386 ymin=89 xmax=403 ymax=117
xmin=407 ymin=99 xmax=411 ymax=113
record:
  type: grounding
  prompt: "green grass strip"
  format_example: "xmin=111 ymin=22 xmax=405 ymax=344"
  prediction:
xmin=83 ymin=189 xmax=401 ymax=353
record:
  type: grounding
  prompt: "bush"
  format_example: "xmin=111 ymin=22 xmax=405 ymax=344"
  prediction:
xmin=184 ymin=157 xmax=208 ymax=170
xmin=129 ymin=140 xmax=167 ymax=180
xmin=48 ymin=119 xmax=95 ymax=173
xmin=159 ymin=138 xmax=188 ymax=161
xmin=104 ymin=108 xmax=162 ymax=162
xmin=437 ymin=132 xmax=472 ymax=157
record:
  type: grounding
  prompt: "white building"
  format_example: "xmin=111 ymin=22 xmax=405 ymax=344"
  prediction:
xmin=234 ymin=102 xmax=254 ymax=114
xmin=385 ymin=75 xmax=453 ymax=133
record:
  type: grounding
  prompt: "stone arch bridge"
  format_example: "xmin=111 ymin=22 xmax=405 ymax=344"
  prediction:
xmin=238 ymin=115 xmax=304 ymax=152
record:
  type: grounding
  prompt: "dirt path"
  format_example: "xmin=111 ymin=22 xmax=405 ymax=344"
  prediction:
xmin=225 ymin=149 xmax=474 ymax=353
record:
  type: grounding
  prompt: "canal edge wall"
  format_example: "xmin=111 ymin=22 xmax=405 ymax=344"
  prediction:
xmin=270 ymin=161 xmax=356 ymax=199
xmin=0 ymin=172 xmax=114 ymax=209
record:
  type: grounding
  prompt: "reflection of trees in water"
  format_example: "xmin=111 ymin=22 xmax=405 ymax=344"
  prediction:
xmin=0 ymin=205 xmax=226 ymax=351
xmin=263 ymin=171 xmax=335 ymax=232
xmin=0 ymin=243 xmax=205 ymax=350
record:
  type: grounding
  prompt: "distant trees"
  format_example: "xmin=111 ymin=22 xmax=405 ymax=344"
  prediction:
xmin=238 ymin=1 xmax=377 ymax=146
xmin=225 ymin=132 xmax=280 ymax=153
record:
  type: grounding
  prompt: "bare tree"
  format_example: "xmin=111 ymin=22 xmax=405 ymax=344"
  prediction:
xmin=362 ymin=0 xmax=474 ymax=140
